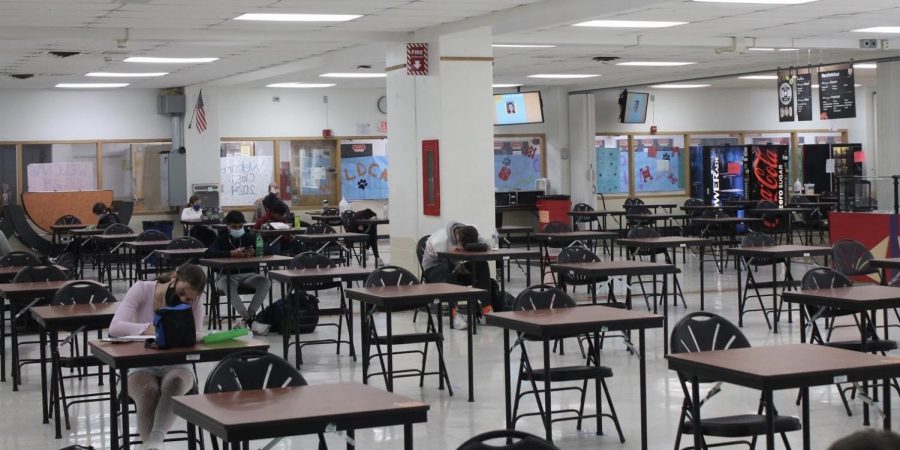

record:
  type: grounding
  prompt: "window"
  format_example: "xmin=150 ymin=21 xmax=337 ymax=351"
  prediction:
xmin=494 ymin=135 xmax=545 ymax=191
xmin=130 ymin=143 xmax=173 ymax=212
xmin=595 ymin=135 xmax=629 ymax=195
xmin=0 ymin=145 xmax=16 ymax=208
xmin=278 ymin=139 xmax=338 ymax=208
xmin=633 ymin=135 xmax=685 ymax=194
xmin=22 ymin=143 xmax=97 ymax=193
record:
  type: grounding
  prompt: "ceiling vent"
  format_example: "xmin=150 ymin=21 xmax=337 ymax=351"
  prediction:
xmin=592 ymin=56 xmax=620 ymax=62
xmin=8 ymin=74 xmax=34 ymax=79
xmin=48 ymin=51 xmax=82 ymax=58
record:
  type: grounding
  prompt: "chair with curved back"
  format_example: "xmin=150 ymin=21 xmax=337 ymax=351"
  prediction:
xmin=111 ymin=200 xmax=134 ymax=227
xmin=626 ymin=204 xmax=653 ymax=229
xmin=168 ymin=236 xmax=205 ymax=249
xmin=9 ymin=265 xmax=68 ymax=389
xmin=53 ymin=215 xmax=82 ymax=253
xmin=281 ymin=252 xmax=353 ymax=366
xmin=99 ymin=223 xmax=135 ymax=286
xmin=625 ymin=227 xmax=686 ymax=310
xmin=670 ymin=312 xmax=801 ymax=450
xmin=571 ymin=203 xmax=597 ymax=231
xmin=831 ymin=239 xmax=879 ymax=282
xmin=682 ymin=198 xmax=705 ymax=237
xmin=54 ymin=215 xmax=81 ymax=225
xmin=737 ymin=231 xmax=793 ymax=330
xmin=457 ymin=430 xmax=559 ymax=450
xmin=623 ymin=197 xmax=644 ymax=207
xmin=509 ymin=285 xmax=624 ymax=442
xmin=49 ymin=281 xmax=116 ymax=431
xmin=556 ymin=246 xmax=608 ymax=304
xmin=103 ymin=223 xmax=133 ymax=235
xmin=697 ymin=207 xmax=737 ymax=273
xmin=0 ymin=251 xmax=42 ymax=267
xmin=415 ymin=235 xmax=430 ymax=277
xmin=304 ymin=223 xmax=343 ymax=263
xmin=136 ymin=229 xmax=167 ymax=242
xmin=319 ymin=207 xmax=343 ymax=227
xmin=3 ymin=205 xmax=52 ymax=255
xmin=204 ymin=350 xmax=326 ymax=450
xmin=363 ymin=266 xmax=452 ymax=394
xmin=752 ymin=200 xmax=789 ymax=243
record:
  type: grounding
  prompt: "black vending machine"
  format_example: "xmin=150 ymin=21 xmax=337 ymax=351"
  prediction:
xmin=801 ymin=143 xmax=863 ymax=194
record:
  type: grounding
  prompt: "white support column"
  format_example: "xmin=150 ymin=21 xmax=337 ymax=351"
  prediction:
xmin=568 ymin=93 xmax=596 ymax=207
xmin=875 ymin=61 xmax=900 ymax=208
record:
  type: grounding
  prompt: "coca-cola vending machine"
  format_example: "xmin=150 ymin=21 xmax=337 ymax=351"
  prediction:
xmin=745 ymin=145 xmax=790 ymax=229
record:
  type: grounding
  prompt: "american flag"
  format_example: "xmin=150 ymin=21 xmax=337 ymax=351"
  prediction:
xmin=191 ymin=90 xmax=207 ymax=133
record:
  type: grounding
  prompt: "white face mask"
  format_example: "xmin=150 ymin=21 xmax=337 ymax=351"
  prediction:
xmin=229 ymin=228 xmax=245 ymax=239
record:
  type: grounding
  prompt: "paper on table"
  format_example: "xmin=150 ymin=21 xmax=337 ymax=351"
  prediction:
xmin=112 ymin=335 xmax=152 ymax=341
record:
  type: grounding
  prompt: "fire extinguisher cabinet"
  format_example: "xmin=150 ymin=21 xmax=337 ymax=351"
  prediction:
xmin=536 ymin=195 xmax=571 ymax=230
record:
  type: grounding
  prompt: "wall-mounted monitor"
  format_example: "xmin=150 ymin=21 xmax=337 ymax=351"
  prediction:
xmin=618 ymin=90 xmax=650 ymax=124
xmin=494 ymin=91 xmax=544 ymax=125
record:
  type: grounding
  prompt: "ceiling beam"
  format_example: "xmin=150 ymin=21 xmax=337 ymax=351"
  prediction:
xmin=491 ymin=34 xmax=900 ymax=51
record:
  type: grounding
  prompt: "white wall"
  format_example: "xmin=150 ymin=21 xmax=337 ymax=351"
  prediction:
xmin=0 ymin=89 xmax=170 ymax=141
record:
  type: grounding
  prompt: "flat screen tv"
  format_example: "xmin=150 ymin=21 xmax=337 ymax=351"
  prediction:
xmin=618 ymin=90 xmax=650 ymax=124
xmin=494 ymin=91 xmax=544 ymax=125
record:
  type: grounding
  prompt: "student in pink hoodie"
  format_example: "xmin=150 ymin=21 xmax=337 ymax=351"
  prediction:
xmin=109 ymin=264 xmax=206 ymax=450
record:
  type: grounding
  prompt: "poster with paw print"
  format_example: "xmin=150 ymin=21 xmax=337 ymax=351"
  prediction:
xmin=341 ymin=140 xmax=388 ymax=200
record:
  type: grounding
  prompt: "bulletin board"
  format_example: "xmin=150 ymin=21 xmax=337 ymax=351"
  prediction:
xmin=494 ymin=134 xmax=546 ymax=191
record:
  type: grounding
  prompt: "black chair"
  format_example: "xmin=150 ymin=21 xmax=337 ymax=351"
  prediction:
xmin=682 ymin=198 xmax=705 ymax=237
xmin=623 ymin=197 xmax=644 ymax=207
xmin=457 ymin=430 xmax=560 ymax=450
xmin=99 ymin=224 xmax=135 ymax=286
xmin=204 ymin=350 xmax=326 ymax=450
xmin=670 ymin=312 xmax=801 ymax=450
xmin=625 ymin=227 xmax=686 ymax=310
xmin=510 ymin=285 xmax=624 ymax=442
xmin=737 ymin=232 xmax=792 ymax=329
xmin=556 ymin=245 xmax=608 ymax=304
xmin=626 ymin=205 xmax=653 ymax=228
xmin=788 ymin=196 xmax=826 ymax=245
xmin=697 ymin=208 xmax=736 ymax=273
xmin=338 ymin=210 xmax=364 ymax=265
xmin=110 ymin=200 xmax=134 ymax=227
xmin=168 ymin=236 xmax=205 ymax=249
xmin=3 ymin=205 xmax=52 ymax=255
xmin=49 ymin=281 xmax=116 ymax=432
xmin=415 ymin=235 xmax=429 ymax=278
xmin=54 ymin=215 xmax=81 ymax=225
xmin=752 ymin=200 xmax=789 ymax=244
xmin=832 ymin=239 xmax=879 ymax=282
xmin=304 ymin=223 xmax=343 ymax=263
xmin=363 ymin=266 xmax=452 ymax=394
xmin=572 ymin=203 xmax=597 ymax=231
xmin=0 ymin=251 xmax=42 ymax=267
xmin=9 ymin=265 xmax=68 ymax=389
xmin=136 ymin=229 xmax=167 ymax=241
xmin=281 ymin=252 xmax=353 ymax=366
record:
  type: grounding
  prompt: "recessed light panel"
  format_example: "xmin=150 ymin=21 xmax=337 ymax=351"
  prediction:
xmin=651 ymin=84 xmax=711 ymax=89
xmin=853 ymin=27 xmax=900 ymax=33
xmin=572 ymin=20 xmax=686 ymax=28
xmin=319 ymin=73 xmax=386 ymax=78
xmin=125 ymin=57 xmax=218 ymax=64
xmin=492 ymin=44 xmax=557 ymax=48
xmin=234 ymin=13 xmax=361 ymax=22
xmin=527 ymin=74 xmax=600 ymax=79
xmin=56 ymin=83 xmax=129 ymax=88
xmin=267 ymin=82 xmax=336 ymax=88
xmin=86 ymin=72 xmax=168 ymax=77
xmin=617 ymin=61 xmax=696 ymax=66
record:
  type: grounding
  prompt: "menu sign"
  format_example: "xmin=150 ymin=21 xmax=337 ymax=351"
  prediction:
xmin=777 ymin=69 xmax=795 ymax=122
xmin=795 ymin=70 xmax=813 ymax=121
xmin=818 ymin=64 xmax=856 ymax=119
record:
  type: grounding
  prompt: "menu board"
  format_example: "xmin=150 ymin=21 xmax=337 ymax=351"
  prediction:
xmin=818 ymin=64 xmax=856 ymax=119
xmin=777 ymin=69 xmax=795 ymax=122
xmin=796 ymin=71 xmax=813 ymax=121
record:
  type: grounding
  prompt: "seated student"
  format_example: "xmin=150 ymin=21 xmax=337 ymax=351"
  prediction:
xmin=344 ymin=208 xmax=383 ymax=267
xmin=180 ymin=195 xmax=203 ymax=221
xmin=109 ymin=264 xmax=206 ymax=450
xmin=253 ymin=184 xmax=280 ymax=221
xmin=253 ymin=200 xmax=299 ymax=255
xmin=421 ymin=221 xmax=493 ymax=330
xmin=92 ymin=202 xmax=121 ymax=229
xmin=205 ymin=210 xmax=272 ymax=335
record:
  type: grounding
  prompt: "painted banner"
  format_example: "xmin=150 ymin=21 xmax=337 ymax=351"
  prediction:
xmin=27 ymin=162 xmax=97 ymax=192
xmin=341 ymin=140 xmax=388 ymax=200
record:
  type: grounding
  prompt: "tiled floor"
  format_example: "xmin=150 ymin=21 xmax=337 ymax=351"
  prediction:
xmin=1 ymin=249 xmax=894 ymax=449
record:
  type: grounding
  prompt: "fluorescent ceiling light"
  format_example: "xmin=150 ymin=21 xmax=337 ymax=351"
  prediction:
xmin=319 ymin=73 xmax=386 ymax=78
xmin=572 ymin=20 xmax=686 ymax=28
xmin=233 ymin=13 xmax=361 ymax=22
xmin=738 ymin=75 xmax=777 ymax=80
xmin=617 ymin=61 xmax=695 ymax=66
xmin=492 ymin=44 xmax=557 ymax=48
xmin=778 ymin=48 xmax=799 ymax=51
xmin=812 ymin=84 xmax=819 ymax=88
xmin=749 ymin=47 xmax=775 ymax=51
xmin=125 ymin=57 xmax=218 ymax=64
xmin=56 ymin=83 xmax=129 ymax=88
xmin=651 ymin=84 xmax=710 ymax=89
xmin=267 ymin=82 xmax=335 ymax=88
xmin=854 ymin=63 xmax=877 ymax=69
xmin=86 ymin=72 xmax=167 ymax=77
xmin=853 ymin=27 xmax=900 ymax=33
xmin=493 ymin=83 xmax=523 ymax=88
xmin=694 ymin=0 xmax=818 ymax=4
xmin=528 ymin=74 xmax=600 ymax=79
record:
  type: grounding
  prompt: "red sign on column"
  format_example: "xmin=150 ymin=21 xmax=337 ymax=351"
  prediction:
xmin=407 ymin=43 xmax=428 ymax=75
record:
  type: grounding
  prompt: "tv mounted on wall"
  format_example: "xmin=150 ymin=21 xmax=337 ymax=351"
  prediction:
xmin=493 ymin=91 xmax=544 ymax=125
xmin=618 ymin=90 xmax=650 ymax=124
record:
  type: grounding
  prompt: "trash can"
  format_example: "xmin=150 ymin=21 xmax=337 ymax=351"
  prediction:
xmin=142 ymin=220 xmax=174 ymax=239
xmin=536 ymin=195 xmax=571 ymax=230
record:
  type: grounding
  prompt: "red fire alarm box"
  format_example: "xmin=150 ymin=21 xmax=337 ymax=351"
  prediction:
xmin=422 ymin=140 xmax=440 ymax=216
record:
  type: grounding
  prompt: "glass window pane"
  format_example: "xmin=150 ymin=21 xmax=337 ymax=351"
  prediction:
xmin=279 ymin=140 xmax=337 ymax=208
xmin=0 ymin=145 xmax=16 ymax=208
xmin=23 ymin=143 xmax=96 ymax=192
xmin=131 ymin=143 xmax=172 ymax=212
xmin=102 ymin=143 xmax=133 ymax=201
xmin=494 ymin=136 xmax=543 ymax=191
xmin=633 ymin=135 xmax=685 ymax=194
xmin=595 ymin=135 xmax=629 ymax=195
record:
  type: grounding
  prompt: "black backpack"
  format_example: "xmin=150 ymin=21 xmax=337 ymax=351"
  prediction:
xmin=260 ymin=290 xmax=319 ymax=334
xmin=152 ymin=303 xmax=197 ymax=349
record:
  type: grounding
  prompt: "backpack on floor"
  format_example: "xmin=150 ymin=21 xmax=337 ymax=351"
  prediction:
xmin=259 ymin=290 xmax=320 ymax=335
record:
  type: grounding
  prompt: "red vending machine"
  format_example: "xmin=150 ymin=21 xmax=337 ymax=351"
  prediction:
xmin=744 ymin=144 xmax=790 ymax=231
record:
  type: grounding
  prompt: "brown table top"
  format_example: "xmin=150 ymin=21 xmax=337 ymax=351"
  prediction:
xmin=70 ymin=228 xmax=104 ymax=236
xmin=680 ymin=205 xmax=742 ymax=211
xmin=567 ymin=210 xmax=627 ymax=217
xmin=90 ymin=337 xmax=269 ymax=369
xmin=438 ymin=248 xmax=540 ymax=261
xmin=182 ymin=219 xmax=220 ymax=225
xmin=692 ymin=217 xmax=763 ymax=225
xmin=0 ymin=280 xmax=72 ymax=297
xmin=782 ymin=285 xmax=900 ymax=310
xmin=268 ymin=267 xmax=372 ymax=284
xmin=790 ymin=202 xmax=836 ymax=208
xmin=624 ymin=203 xmax=677 ymax=209
xmin=155 ymin=248 xmax=209 ymax=258
xmin=551 ymin=260 xmax=677 ymax=277
xmin=295 ymin=232 xmax=368 ymax=242
xmin=123 ymin=240 xmax=172 ymax=249
xmin=309 ymin=214 xmax=342 ymax=221
xmin=256 ymin=228 xmax=306 ymax=237
xmin=93 ymin=233 xmax=142 ymax=242
xmin=30 ymin=302 xmax=118 ymax=330
xmin=747 ymin=207 xmax=812 ymax=214
xmin=50 ymin=224 xmax=89 ymax=231
xmin=486 ymin=304 xmax=663 ymax=338
xmin=496 ymin=204 xmax=536 ymax=211
xmin=172 ymin=383 xmax=429 ymax=441
xmin=869 ymin=258 xmax=900 ymax=270
xmin=497 ymin=225 xmax=534 ymax=233
xmin=0 ymin=265 xmax=68 ymax=281
xmin=616 ymin=236 xmax=713 ymax=248
xmin=531 ymin=231 xmax=618 ymax=242
xmin=198 ymin=255 xmax=292 ymax=270
xmin=625 ymin=213 xmax=692 ymax=221
xmin=726 ymin=245 xmax=832 ymax=258
xmin=346 ymin=282 xmax=486 ymax=308
xmin=667 ymin=343 xmax=900 ymax=390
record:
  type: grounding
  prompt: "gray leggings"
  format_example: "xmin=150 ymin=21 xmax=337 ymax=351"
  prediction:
xmin=216 ymin=272 xmax=271 ymax=320
xmin=127 ymin=367 xmax=194 ymax=445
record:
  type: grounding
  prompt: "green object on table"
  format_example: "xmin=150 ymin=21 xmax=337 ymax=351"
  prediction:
xmin=202 ymin=327 xmax=249 ymax=344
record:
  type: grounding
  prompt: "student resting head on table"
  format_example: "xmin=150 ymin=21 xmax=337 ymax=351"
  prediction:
xmin=180 ymin=195 xmax=202 ymax=221
xmin=92 ymin=202 xmax=121 ymax=229
xmin=205 ymin=210 xmax=273 ymax=335
xmin=108 ymin=263 xmax=207 ymax=450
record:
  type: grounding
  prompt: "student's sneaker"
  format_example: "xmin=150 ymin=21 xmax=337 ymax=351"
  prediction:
xmin=234 ymin=318 xmax=248 ymax=330
xmin=451 ymin=309 xmax=468 ymax=330
xmin=375 ymin=257 xmax=385 ymax=267
xmin=251 ymin=321 xmax=271 ymax=336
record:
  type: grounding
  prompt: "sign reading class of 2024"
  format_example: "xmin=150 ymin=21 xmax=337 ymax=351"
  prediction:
xmin=776 ymin=63 xmax=855 ymax=122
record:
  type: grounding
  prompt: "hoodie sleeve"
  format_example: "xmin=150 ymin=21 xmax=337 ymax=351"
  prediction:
xmin=109 ymin=282 xmax=154 ymax=337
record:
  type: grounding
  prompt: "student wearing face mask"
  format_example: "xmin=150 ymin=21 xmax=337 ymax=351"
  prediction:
xmin=205 ymin=210 xmax=272 ymax=335
xmin=180 ymin=195 xmax=203 ymax=221
xmin=109 ymin=264 xmax=206 ymax=450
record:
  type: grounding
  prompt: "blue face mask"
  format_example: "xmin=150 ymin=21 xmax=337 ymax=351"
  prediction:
xmin=229 ymin=228 xmax=245 ymax=239
xmin=192 ymin=204 xmax=201 ymax=211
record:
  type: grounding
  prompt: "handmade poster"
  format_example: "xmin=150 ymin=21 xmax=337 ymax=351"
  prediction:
xmin=818 ymin=63 xmax=856 ymax=119
xmin=494 ymin=136 xmax=542 ymax=191
xmin=27 ymin=162 xmax=96 ymax=192
xmin=219 ymin=155 xmax=274 ymax=206
xmin=341 ymin=140 xmax=388 ymax=200
xmin=595 ymin=147 xmax=628 ymax=194
xmin=633 ymin=138 xmax=683 ymax=193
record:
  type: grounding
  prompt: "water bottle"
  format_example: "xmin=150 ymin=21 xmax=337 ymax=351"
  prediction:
xmin=382 ymin=201 xmax=388 ymax=219
xmin=492 ymin=231 xmax=500 ymax=250
xmin=254 ymin=233 xmax=264 ymax=257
